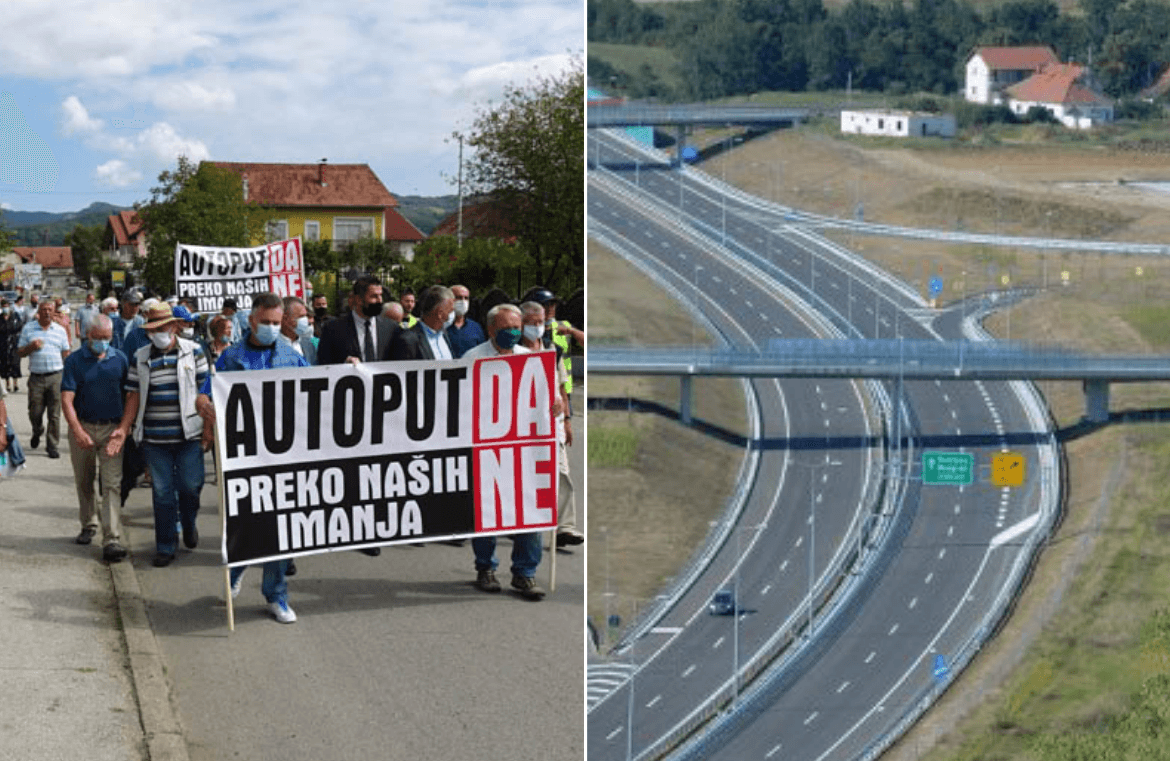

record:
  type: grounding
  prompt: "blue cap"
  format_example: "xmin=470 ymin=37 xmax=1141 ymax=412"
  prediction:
xmin=172 ymin=305 xmax=195 ymax=323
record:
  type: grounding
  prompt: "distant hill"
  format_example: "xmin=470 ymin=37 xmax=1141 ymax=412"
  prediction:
xmin=2 ymin=202 xmax=128 ymax=247
xmin=1 ymin=196 xmax=462 ymax=246
xmin=395 ymin=194 xmax=459 ymax=236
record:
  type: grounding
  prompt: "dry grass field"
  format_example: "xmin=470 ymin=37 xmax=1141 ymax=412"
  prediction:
xmin=590 ymin=122 xmax=1170 ymax=756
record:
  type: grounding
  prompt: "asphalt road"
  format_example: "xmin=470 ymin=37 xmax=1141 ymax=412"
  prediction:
xmin=585 ymin=130 xmax=1056 ymax=761
xmin=123 ymin=394 xmax=585 ymax=761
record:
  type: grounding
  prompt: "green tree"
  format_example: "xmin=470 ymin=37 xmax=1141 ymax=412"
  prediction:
xmin=0 ymin=209 xmax=13 ymax=253
xmin=455 ymin=57 xmax=584 ymax=298
xmin=136 ymin=156 xmax=272 ymax=294
xmin=401 ymin=236 xmax=533 ymax=298
xmin=61 ymin=223 xmax=106 ymax=287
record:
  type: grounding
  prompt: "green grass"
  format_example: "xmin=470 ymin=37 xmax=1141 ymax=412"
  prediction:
xmin=589 ymin=42 xmax=684 ymax=95
xmin=588 ymin=427 xmax=642 ymax=467
xmin=1123 ymin=304 xmax=1170 ymax=350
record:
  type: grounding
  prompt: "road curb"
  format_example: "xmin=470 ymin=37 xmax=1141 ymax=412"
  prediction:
xmin=109 ymin=557 xmax=190 ymax=761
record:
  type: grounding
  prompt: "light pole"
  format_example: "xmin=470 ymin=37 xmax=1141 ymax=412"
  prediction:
xmin=692 ymin=265 xmax=704 ymax=346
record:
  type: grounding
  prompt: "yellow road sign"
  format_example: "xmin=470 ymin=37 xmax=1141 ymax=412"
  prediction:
xmin=991 ymin=452 xmax=1026 ymax=487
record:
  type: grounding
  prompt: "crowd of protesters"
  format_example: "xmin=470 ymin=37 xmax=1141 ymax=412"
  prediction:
xmin=0 ymin=278 xmax=583 ymax=625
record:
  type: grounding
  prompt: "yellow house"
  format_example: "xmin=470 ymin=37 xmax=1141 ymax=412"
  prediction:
xmin=207 ymin=161 xmax=425 ymax=260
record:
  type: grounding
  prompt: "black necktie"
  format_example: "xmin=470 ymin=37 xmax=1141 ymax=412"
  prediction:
xmin=363 ymin=319 xmax=375 ymax=361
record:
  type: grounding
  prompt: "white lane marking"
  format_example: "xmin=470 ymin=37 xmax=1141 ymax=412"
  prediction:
xmin=651 ymin=626 xmax=683 ymax=634
xmin=804 ymin=711 xmax=819 ymax=726
xmin=780 ymin=559 xmax=789 ymax=572
xmin=909 ymin=597 xmax=918 ymax=610
xmin=682 ymin=664 xmax=696 ymax=678
xmin=795 ymin=536 xmax=804 ymax=548
xmin=925 ymin=572 xmax=934 ymax=585
xmin=766 ymin=744 xmax=783 ymax=758
xmin=606 ymin=726 xmax=623 ymax=741
xmin=948 ymin=525 xmax=955 ymax=537
xmin=729 ymin=287 xmax=737 ymax=295
xmin=761 ymin=583 xmax=772 ymax=595
xmin=646 ymin=695 xmax=661 ymax=708
xmin=760 ymin=312 xmax=769 ymax=321
xmin=938 ymin=548 xmax=947 ymax=559
xmin=889 ymin=623 xmax=900 ymax=635
xmin=864 ymin=651 xmax=876 ymax=664
xmin=713 ymin=636 xmax=725 ymax=649
xmin=990 ymin=513 xmax=1041 ymax=549
xmin=837 ymin=680 xmax=851 ymax=694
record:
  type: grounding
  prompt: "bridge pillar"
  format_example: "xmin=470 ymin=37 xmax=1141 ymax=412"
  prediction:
xmin=1084 ymin=380 xmax=1110 ymax=423
xmin=673 ymin=126 xmax=686 ymax=168
xmin=680 ymin=375 xmax=693 ymax=425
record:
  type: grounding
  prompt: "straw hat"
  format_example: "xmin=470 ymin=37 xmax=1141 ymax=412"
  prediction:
xmin=142 ymin=302 xmax=178 ymax=330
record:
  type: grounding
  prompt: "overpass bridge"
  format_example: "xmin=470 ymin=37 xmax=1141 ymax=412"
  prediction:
xmin=589 ymin=339 xmax=1170 ymax=423
xmin=587 ymin=102 xmax=809 ymax=165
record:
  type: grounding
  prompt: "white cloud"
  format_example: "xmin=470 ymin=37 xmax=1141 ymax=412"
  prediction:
xmin=94 ymin=159 xmax=142 ymax=188
xmin=133 ymin=122 xmax=210 ymax=164
xmin=61 ymin=95 xmax=103 ymax=135
xmin=152 ymin=80 xmax=236 ymax=113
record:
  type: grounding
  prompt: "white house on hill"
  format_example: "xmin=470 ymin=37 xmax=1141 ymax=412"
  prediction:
xmin=840 ymin=110 xmax=956 ymax=138
xmin=965 ymin=46 xmax=1059 ymax=105
xmin=1005 ymin=63 xmax=1113 ymax=129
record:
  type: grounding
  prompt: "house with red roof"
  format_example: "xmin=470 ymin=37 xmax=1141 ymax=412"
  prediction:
xmin=965 ymin=46 xmax=1060 ymax=105
xmin=430 ymin=198 xmax=517 ymax=244
xmin=207 ymin=161 xmax=425 ymax=260
xmin=1005 ymin=63 xmax=1113 ymax=129
xmin=106 ymin=209 xmax=147 ymax=265
xmin=12 ymin=247 xmax=74 ymax=292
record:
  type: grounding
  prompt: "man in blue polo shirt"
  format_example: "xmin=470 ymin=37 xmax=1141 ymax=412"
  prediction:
xmin=196 ymin=291 xmax=308 ymax=624
xmin=61 ymin=314 xmax=130 ymax=561
xmin=17 ymin=299 xmax=71 ymax=458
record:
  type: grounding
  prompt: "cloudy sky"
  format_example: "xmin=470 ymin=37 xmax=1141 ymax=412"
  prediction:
xmin=0 ymin=0 xmax=582 ymax=214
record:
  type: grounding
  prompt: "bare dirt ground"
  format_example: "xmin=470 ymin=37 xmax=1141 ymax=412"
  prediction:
xmin=590 ymin=123 xmax=1170 ymax=755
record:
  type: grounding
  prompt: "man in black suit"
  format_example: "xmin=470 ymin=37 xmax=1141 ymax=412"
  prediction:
xmin=386 ymin=285 xmax=455 ymax=361
xmin=316 ymin=275 xmax=399 ymax=366
xmin=314 ymin=274 xmax=398 ymax=558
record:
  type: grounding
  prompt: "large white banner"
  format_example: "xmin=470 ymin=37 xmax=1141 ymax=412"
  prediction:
xmin=212 ymin=352 xmax=559 ymax=566
xmin=175 ymin=237 xmax=306 ymax=312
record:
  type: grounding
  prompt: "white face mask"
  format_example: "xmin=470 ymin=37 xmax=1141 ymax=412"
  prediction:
xmin=295 ymin=315 xmax=313 ymax=338
xmin=453 ymin=299 xmax=469 ymax=317
xmin=522 ymin=324 xmax=544 ymax=341
xmin=443 ymin=311 xmax=455 ymax=329
xmin=149 ymin=331 xmax=173 ymax=350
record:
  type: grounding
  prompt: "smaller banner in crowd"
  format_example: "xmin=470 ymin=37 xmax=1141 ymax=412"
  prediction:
xmin=175 ymin=237 xmax=305 ymax=313
xmin=212 ymin=352 xmax=559 ymax=565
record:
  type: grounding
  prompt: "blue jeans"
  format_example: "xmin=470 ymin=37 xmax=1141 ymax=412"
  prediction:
xmin=230 ymin=561 xmax=289 ymax=604
xmin=142 ymin=440 xmax=204 ymax=555
xmin=472 ymin=533 xmax=542 ymax=578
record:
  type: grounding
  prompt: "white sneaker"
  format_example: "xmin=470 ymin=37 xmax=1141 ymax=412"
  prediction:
xmin=230 ymin=569 xmax=245 ymax=599
xmin=268 ymin=599 xmax=297 ymax=624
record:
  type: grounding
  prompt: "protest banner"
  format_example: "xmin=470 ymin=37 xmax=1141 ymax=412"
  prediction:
xmin=212 ymin=351 xmax=559 ymax=566
xmin=174 ymin=237 xmax=305 ymax=313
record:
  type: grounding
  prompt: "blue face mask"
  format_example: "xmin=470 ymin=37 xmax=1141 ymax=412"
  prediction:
xmin=494 ymin=327 xmax=522 ymax=350
xmin=89 ymin=339 xmax=110 ymax=355
xmin=254 ymin=323 xmax=281 ymax=346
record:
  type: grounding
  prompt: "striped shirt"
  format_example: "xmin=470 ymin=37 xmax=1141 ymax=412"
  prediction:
xmin=17 ymin=320 xmax=70 ymax=373
xmin=125 ymin=343 xmax=210 ymax=444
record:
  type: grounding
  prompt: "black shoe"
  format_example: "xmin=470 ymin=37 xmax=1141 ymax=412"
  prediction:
xmin=47 ymin=448 xmax=60 ymax=459
xmin=556 ymin=531 xmax=584 ymax=548
xmin=103 ymin=543 xmax=128 ymax=562
xmin=510 ymin=573 xmax=546 ymax=600
xmin=29 ymin=432 xmax=39 ymax=450
xmin=359 ymin=547 xmax=381 ymax=556
xmin=285 ymin=559 xmax=297 ymax=576
xmin=75 ymin=527 xmax=96 ymax=545
xmin=475 ymin=569 xmax=501 ymax=593
xmin=183 ymin=525 xmax=198 ymax=549
xmin=152 ymin=552 xmax=175 ymax=567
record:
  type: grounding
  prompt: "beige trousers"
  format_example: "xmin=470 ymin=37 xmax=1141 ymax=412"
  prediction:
xmin=69 ymin=420 xmax=124 ymax=545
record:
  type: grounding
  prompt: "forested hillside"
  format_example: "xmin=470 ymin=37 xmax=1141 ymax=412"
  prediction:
xmin=588 ymin=0 xmax=1170 ymax=101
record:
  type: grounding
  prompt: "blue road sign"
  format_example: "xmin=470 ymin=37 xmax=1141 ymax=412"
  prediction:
xmin=929 ymin=276 xmax=943 ymax=297
xmin=933 ymin=654 xmax=950 ymax=680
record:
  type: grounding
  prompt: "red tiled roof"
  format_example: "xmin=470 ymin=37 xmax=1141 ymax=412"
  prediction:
xmin=13 ymin=247 xmax=73 ymax=269
xmin=383 ymin=207 xmax=425 ymax=242
xmin=107 ymin=210 xmax=144 ymax=246
xmin=430 ymin=199 xmax=517 ymax=243
xmin=1007 ymin=63 xmax=1112 ymax=106
xmin=208 ymin=162 xmax=398 ymax=209
xmin=1139 ymin=66 xmax=1170 ymax=100
xmin=972 ymin=46 xmax=1059 ymax=71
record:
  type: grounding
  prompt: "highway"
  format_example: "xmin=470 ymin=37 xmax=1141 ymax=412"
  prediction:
xmin=586 ymin=130 xmax=1058 ymax=761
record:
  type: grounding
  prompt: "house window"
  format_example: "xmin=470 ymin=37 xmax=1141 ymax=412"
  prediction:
xmin=266 ymin=219 xmax=288 ymax=242
xmin=304 ymin=220 xmax=320 ymax=242
xmin=878 ymin=119 xmax=884 ymax=129
xmin=332 ymin=217 xmax=375 ymax=250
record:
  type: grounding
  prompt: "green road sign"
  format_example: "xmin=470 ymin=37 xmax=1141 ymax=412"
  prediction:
xmin=922 ymin=451 xmax=974 ymax=485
